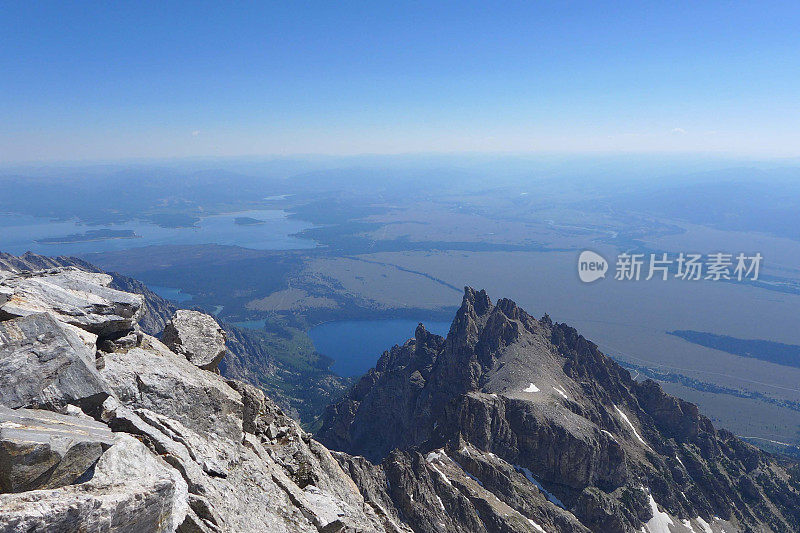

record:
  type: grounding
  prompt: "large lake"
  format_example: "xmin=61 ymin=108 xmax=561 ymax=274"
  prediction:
xmin=0 ymin=209 xmax=316 ymax=256
xmin=309 ymin=319 xmax=451 ymax=377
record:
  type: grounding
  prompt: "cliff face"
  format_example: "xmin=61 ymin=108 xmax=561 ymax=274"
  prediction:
xmin=0 ymin=266 xmax=404 ymax=532
xmin=319 ymin=288 xmax=800 ymax=533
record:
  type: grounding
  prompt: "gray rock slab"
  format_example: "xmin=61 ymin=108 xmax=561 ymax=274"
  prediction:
xmin=0 ymin=313 xmax=112 ymax=411
xmin=0 ymin=268 xmax=143 ymax=336
xmin=0 ymin=405 xmax=115 ymax=493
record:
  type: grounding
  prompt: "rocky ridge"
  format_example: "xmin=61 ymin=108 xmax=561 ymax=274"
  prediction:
xmin=0 ymin=266 xmax=406 ymax=532
xmin=319 ymin=288 xmax=800 ymax=533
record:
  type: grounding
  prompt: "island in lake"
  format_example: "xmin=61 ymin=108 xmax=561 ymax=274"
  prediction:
xmin=36 ymin=229 xmax=140 ymax=245
xmin=234 ymin=216 xmax=267 ymax=226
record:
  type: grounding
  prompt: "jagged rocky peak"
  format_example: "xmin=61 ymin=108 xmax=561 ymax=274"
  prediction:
xmin=0 ymin=266 xmax=406 ymax=532
xmin=319 ymin=287 xmax=800 ymax=533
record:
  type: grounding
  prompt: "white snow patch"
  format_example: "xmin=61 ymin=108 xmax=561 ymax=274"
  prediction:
xmin=641 ymin=492 xmax=674 ymax=533
xmin=426 ymin=449 xmax=453 ymax=486
xmin=515 ymin=466 xmax=565 ymax=509
xmin=524 ymin=383 xmax=540 ymax=393
xmin=426 ymin=450 xmax=443 ymax=463
xmin=435 ymin=495 xmax=445 ymax=511
xmin=552 ymin=385 xmax=568 ymax=400
xmin=614 ymin=405 xmax=650 ymax=448
xmin=429 ymin=463 xmax=451 ymax=486
xmin=695 ymin=517 xmax=713 ymax=533
xmin=675 ymin=454 xmax=685 ymax=468
xmin=601 ymin=429 xmax=617 ymax=440
xmin=527 ymin=518 xmax=546 ymax=532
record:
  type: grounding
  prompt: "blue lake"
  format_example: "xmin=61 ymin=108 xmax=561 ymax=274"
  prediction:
xmin=148 ymin=285 xmax=195 ymax=303
xmin=308 ymin=319 xmax=451 ymax=377
xmin=0 ymin=209 xmax=316 ymax=256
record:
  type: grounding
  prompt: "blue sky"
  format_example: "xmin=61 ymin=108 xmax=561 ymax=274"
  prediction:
xmin=2 ymin=1 xmax=799 ymax=162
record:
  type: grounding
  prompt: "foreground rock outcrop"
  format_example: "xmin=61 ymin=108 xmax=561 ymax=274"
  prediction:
xmin=0 ymin=266 xmax=400 ymax=532
xmin=0 ymin=268 xmax=143 ymax=336
xmin=0 ymin=312 xmax=112 ymax=411
xmin=319 ymin=288 xmax=800 ymax=533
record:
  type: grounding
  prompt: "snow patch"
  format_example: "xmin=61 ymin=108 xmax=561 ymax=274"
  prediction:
xmin=524 ymin=383 xmax=540 ymax=393
xmin=552 ymin=385 xmax=568 ymax=400
xmin=641 ymin=492 xmax=674 ymax=533
xmin=614 ymin=405 xmax=650 ymax=448
xmin=515 ymin=466 xmax=565 ymax=509
xmin=601 ymin=429 xmax=617 ymax=440
xmin=429 ymin=463 xmax=451 ymax=486
xmin=426 ymin=449 xmax=453 ymax=486
xmin=527 ymin=518 xmax=546 ymax=532
xmin=426 ymin=450 xmax=443 ymax=463
xmin=695 ymin=517 xmax=713 ymax=533
xmin=435 ymin=495 xmax=445 ymax=511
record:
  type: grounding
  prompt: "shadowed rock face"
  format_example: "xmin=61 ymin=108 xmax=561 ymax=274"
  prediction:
xmin=319 ymin=287 xmax=800 ymax=533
